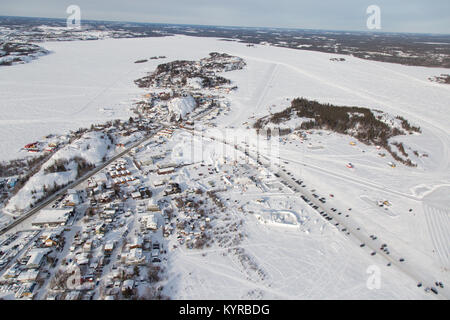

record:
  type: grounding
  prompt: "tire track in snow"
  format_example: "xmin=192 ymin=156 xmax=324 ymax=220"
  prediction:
xmin=224 ymin=62 xmax=278 ymax=127
xmin=180 ymin=251 xmax=293 ymax=299
xmin=423 ymin=204 xmax=450 ymax=269
xmin=239 ymin=54 xmax=450 ymax=175
xmin=187 ymin=128 xmax=448 ymax=299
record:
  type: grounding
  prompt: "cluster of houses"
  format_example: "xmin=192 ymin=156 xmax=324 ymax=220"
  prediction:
xmin=1 ymin=177 xmax=18 ymax=189
xmin=24 ymin=142 xmax=40 ymax=152
xmin=133 ymin=77 xmax=228 ymax=129
xmin=42 ymin=151 xmax=169 ymax=298
xmin=23 ymin=141 xmax=59 ymax=153
xmin=108 ymin=160 xmax=137 ymax=185
xmin=0 ymin=228 xmax=65 ymax=299
xmin=170 ymin=189 xmax=213 ymax=248
xmin=0 ymin=52 xmax=253 ymax=300
xmin=0 ymin=188 xmax=85 ymax=298
xmin=56 ymin=199 xmax=161 ymax=298
xmin=156 ymin=128 xmax=174 ymax=139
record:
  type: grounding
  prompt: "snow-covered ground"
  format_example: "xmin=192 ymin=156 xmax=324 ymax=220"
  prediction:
xmin=6 ymin=131 xmax=113 ymax=212
xmin=1 ymin=35 xmax=449 ymax=299
xmin=168 ymin=95 xmax=196 ymax=121
xmin=161 ymin=130 xmax=436 ymax=299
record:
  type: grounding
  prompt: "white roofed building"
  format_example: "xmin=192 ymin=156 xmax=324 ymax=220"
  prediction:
xmin=141 ymin=213 xmax=158 ymax=230
xmin=147 ymin=199 xmax=160 ymax=212
xmin=32 ymin=208 xmax=73 ymax=228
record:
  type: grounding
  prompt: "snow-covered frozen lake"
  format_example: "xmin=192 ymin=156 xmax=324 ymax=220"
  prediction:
xmin=1 ymin=35 xmax=449 ymax=163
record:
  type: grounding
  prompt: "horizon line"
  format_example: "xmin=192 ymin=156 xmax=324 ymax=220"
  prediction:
xmin=1 ymin=14 xmax=450 ymax=37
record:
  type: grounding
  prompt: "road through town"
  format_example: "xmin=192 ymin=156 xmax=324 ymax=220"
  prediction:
xmin=0 ymin=126 xmax=163 ymax=236
xmin=185 ymin=128 xmax=448 ymax=299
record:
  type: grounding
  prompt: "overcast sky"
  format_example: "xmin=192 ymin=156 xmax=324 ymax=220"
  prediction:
xmin=1 ymin=0 xmax=449 ymax=34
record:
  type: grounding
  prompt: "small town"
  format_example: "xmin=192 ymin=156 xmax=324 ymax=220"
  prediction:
xmin=0 ymin=52 xmax=260 ymax=299
xmin=1 ymin=5 xmax=449 ymax=306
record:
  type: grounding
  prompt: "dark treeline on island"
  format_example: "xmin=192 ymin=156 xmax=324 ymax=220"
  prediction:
xmin=254 ymin=97 xmax=422 ymax=167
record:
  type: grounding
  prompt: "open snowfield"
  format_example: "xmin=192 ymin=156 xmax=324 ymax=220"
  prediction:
xmin=1 ymin=35 xmax=449 ymax=299
xmin=164 ymin=212 xmax=432 ymax=299
xmin=0 ymin=38 xmax=155 ymax=161
xmin=1 ymin=35 xmax=449 ymax=163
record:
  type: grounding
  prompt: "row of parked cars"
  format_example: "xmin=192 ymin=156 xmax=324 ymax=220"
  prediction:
xmin=273 ymin=160 xmax=447 ymax=297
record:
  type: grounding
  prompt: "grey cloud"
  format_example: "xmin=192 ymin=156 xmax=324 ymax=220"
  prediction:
xmin=0 ymin=0 xmax=448 ymax=34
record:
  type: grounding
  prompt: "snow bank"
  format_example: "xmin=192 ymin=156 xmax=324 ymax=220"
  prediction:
xmin=6 ymin=131 xmax=112 ymax=212
xmin=49 ymin=131 xmax=111 ymax=166
xmin=168 ymin=95 xmax=196 ymax=121
xmin=186 ymin=77 xmax=204 ymax=89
